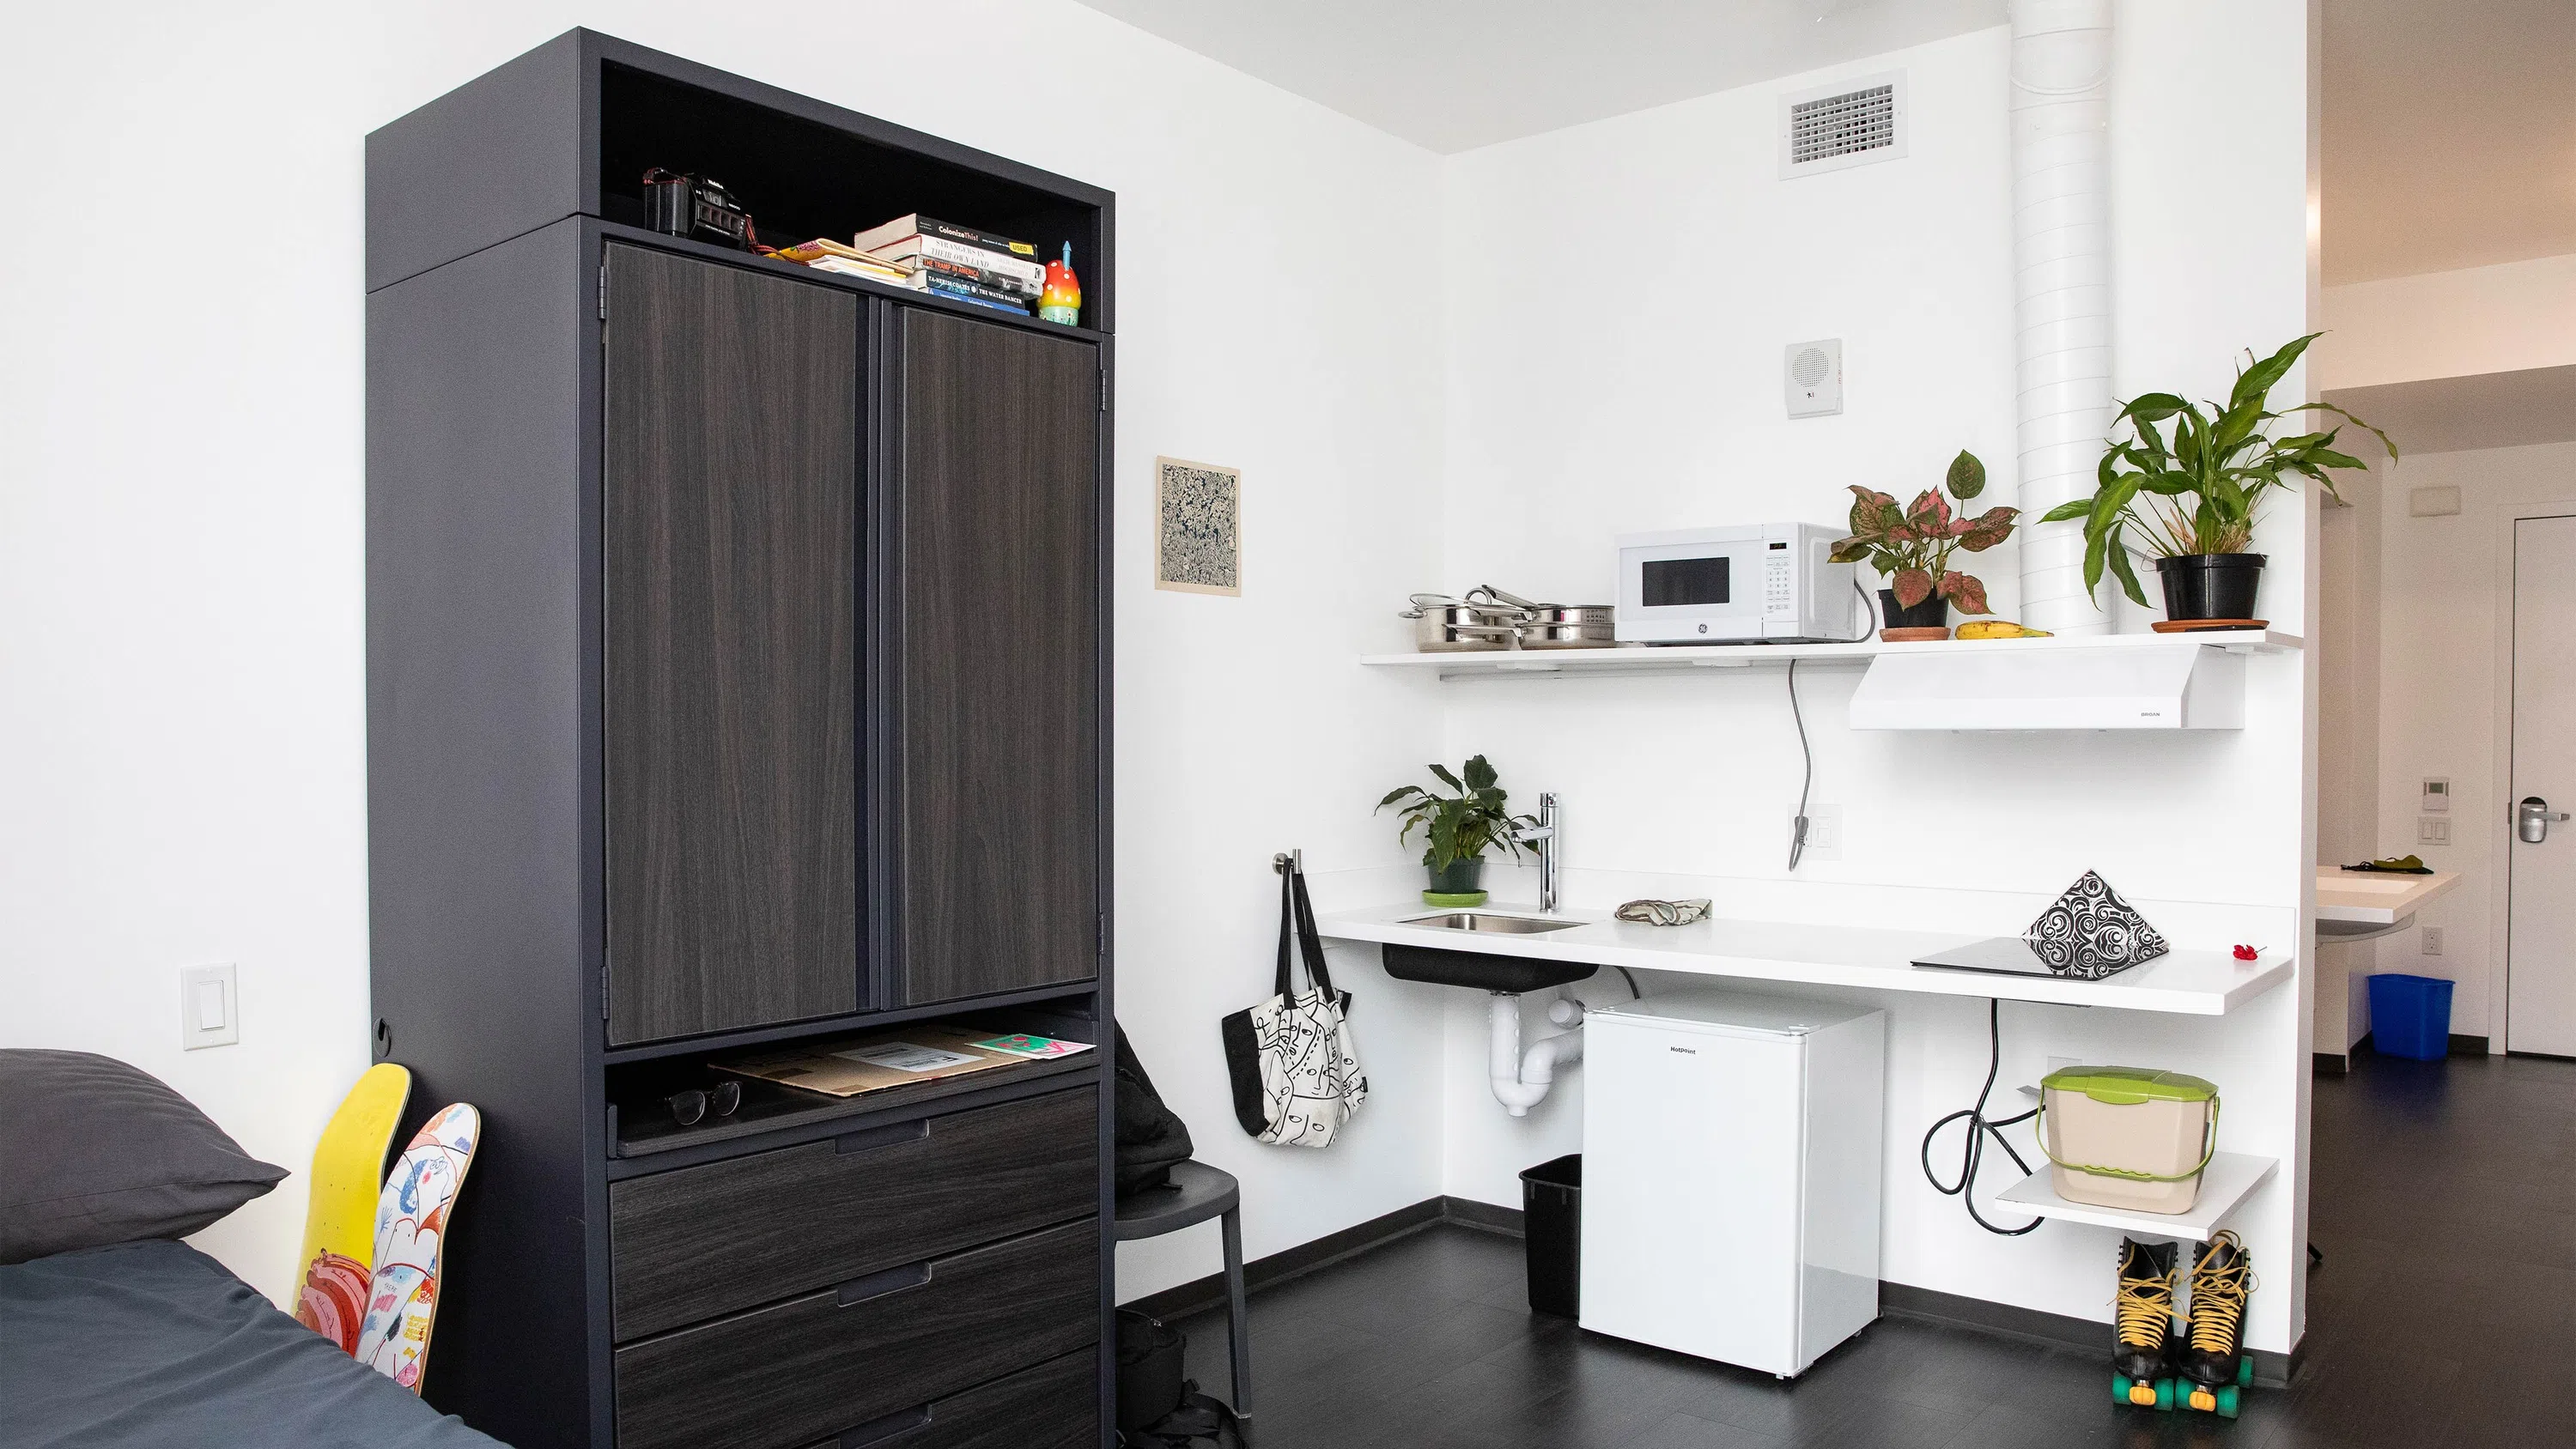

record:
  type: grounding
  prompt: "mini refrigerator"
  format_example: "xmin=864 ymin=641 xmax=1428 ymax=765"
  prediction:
xmin=1579 ymin=990 xmax=1885 ymax=1377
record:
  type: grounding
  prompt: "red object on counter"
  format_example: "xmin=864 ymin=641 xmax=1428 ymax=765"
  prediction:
xmin=2233 ymin=944 xmax=2259 ymax=961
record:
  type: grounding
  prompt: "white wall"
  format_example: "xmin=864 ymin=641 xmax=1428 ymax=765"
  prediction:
xmin=1422 ymin=2 xmax=2319 ymax=1351
xmin=8 ymin=0 xmax=2326 ymax=1355
xmin=3 ymin=0 xmax=1456 ymax=1308
xmin=2314 ymin=476 xmax=2384 ymax=1055
xmin=2317 ymin=252 xmax=2576 ymax=391
xmin=2372 ymin=440 xmax=2576 ymax=1046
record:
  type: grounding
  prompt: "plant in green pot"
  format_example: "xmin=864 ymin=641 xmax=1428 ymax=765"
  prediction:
xmin=1376 ymin=755 xmax=1540 ymax=906
xmin=2039 ymin=334 xmax=2396 ymax=624
xmin=1831 ymin=451 xmax=2018 ymax=639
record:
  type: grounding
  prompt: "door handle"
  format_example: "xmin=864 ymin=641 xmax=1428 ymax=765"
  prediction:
xmin=2518 ymin=796 xmax=2571 ymax=844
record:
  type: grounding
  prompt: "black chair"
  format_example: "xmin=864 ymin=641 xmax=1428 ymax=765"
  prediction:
xmin=1115 ymin=1161 xmax=1250 ymax=1439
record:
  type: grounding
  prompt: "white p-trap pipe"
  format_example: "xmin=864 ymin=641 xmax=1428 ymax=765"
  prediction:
xmin=1490 ymin=991 xmax=1585 ymax=1117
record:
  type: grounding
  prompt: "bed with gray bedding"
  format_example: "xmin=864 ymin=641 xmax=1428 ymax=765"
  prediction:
xmin=0 ymin=1240 xmax=505 ymax=1449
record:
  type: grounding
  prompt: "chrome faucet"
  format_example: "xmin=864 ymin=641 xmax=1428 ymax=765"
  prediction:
xmin=1517 ymin=792 xmax=1561 ymax=912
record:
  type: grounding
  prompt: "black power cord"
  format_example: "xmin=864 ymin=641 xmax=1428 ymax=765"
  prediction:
xmin=1786 ymin=578 xmax=1877 ymax=871
xmin=1921 ymin=998 xmax=2045 ymax=1235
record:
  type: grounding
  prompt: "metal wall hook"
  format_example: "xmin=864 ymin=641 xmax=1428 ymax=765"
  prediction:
xmin=1273 ymin=849 xmax=1304 ymax=876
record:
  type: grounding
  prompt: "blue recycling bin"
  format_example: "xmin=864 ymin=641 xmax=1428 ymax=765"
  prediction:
xmin=2367 ymin=973 xmax=2455 ymax=1060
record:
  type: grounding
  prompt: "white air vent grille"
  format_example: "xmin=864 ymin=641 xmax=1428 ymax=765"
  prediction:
xmin=1790 ymin=86 xmax=1895 ymax=163
xmin=1780 ymin=72 xmax=1907 ymax=178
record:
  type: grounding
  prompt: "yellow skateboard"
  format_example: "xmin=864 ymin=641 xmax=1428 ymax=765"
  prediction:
xmin=292 ymin=1063 xmax=411 ymax=1353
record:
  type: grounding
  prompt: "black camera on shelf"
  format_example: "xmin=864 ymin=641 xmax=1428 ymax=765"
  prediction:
xmin=642 ymin=168 xmax=756 ymax=250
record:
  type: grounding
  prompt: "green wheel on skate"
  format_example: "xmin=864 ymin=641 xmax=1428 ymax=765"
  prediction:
xmin=2238 ymin=1356 xmax=2255 ymax=1387
xmin=2114 ymin=1374 xmax=2176 ymax=1410
xmin=2183 ymin=1381 xmax=2243 ymax=1418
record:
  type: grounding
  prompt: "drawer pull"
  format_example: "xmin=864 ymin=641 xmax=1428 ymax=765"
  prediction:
xmin=835 ymin=1119 xmax=933 ymax=1155
xmin=834 ymin=1261 xmax=933 ymax=1306
xmin=835 ymin=1404 xmax=934 ymax=1448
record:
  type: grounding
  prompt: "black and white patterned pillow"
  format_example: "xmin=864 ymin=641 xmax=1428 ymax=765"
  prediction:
xmin=2024 ymin=870 xmax=2168 ymax=978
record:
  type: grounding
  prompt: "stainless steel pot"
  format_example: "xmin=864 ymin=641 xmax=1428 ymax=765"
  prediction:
xmin=1473 ymin=586 xmax=1616 ymax=649
xmin=1401 ymin=592 xmax=1523 ymax=652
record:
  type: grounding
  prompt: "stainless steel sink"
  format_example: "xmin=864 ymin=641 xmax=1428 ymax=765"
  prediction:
xmin=1399 ymin=912 xmax=1587 ymax=935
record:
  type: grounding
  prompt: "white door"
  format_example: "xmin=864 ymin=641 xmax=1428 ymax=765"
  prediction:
xmin=2508 ymin=514 xmax=2576 ymax=1055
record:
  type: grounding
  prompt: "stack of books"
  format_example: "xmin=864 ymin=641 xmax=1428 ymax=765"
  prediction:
xmin=851 ymin=215 xmax=1044 ymax=316
xmin=769 ymin=237 xmax=913 ymax=284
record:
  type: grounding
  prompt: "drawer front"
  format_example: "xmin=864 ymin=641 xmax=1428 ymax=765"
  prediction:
xmin=611 ymin=1087 xmax=1097 ymax=1339
xmin=613 ymin=1218 xmax=1099 ymax=1449
xmin=793 ymin=1348 xmax=1096 ymax=1449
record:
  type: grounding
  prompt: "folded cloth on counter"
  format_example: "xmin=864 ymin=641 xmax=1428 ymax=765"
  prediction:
xmin=2339 ymin=856 xmax=2433 ymax=874
xmin=1615 ymin=899 xmax=1711 ymax=927
xmin=2025 ymin=870 xmax=2168 ymax=973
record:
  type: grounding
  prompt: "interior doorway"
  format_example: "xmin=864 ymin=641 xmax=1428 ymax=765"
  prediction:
xmin=2506 ymin=512 xmax=2576 ymax=1055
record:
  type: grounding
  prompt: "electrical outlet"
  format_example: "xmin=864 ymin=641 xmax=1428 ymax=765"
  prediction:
xmin=2422 ymin=926 xmax=2444 ymax=957
xmin=1793 ymin=803 xmax=1844 ymax=861
xmin=2418 ymin=816 xmax=2451 ymax=846
xmin=180 ymin=963 xmax=238 ymax=1050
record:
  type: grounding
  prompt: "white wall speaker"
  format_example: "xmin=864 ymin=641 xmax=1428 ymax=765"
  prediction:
xmin=1786 ymin=339 xmax=1843 ymax=418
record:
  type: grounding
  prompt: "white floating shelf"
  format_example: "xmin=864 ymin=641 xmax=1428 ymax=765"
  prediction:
xmin=1995 ymin=1151 xmax=2279 ymax=1241
xmin=1320 ymin=904 xmax=2295 ymax=1017
xmin=1360 ymin=629 xmax=2301 ymax=679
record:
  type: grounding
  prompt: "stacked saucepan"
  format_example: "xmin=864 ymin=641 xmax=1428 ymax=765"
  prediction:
xmin=1400 ymin=585 xmax=1615 ymax=652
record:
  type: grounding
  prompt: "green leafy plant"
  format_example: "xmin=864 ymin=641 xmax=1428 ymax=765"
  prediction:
xmin=1375 ymin=755 xmax=1540 ymax=873
xmin=2038 ymin=334 xmax=2397 ymax=606
xmin=1831 ymin=451 xmax=2017 ymax=615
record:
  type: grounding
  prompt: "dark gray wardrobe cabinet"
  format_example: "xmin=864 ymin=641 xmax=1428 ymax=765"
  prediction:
xmin=365 ymin=29 xmax=1115 ymax=1449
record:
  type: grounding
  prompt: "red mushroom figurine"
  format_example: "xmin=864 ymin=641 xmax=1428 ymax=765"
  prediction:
xmin=2233 ymin=944 xmax=2259 ymax=961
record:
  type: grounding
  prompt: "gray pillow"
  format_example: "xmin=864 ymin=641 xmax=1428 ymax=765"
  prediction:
xmin=0 ymin=1050 xmax=289 ymax=1264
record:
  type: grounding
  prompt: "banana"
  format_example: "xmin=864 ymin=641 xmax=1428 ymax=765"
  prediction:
xmin=1955 ymin=620 xmax=2052 ymax=640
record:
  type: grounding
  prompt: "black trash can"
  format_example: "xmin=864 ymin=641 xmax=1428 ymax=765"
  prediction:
xmin=1518 ymin=1154 xmax=1583 ymax=1319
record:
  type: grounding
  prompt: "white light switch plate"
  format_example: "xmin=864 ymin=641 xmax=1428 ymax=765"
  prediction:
xmin=181 ymin=963 xmax=238 ymax=1050
xmin=2419 ymin=816 xmax=2451 ymax=846
xmin=1795 ymin=803 xmax=1844 ymax=861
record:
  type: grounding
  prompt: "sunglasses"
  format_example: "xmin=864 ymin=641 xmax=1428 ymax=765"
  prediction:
xmin=1613 ymin=898 xmax=1711 ymax=927
xmin=666 ymin=1079 xmax=743 ymax=1127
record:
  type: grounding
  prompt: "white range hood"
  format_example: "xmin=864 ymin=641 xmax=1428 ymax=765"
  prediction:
xmin=1848 ymin=642 xmax=2245 ymax=731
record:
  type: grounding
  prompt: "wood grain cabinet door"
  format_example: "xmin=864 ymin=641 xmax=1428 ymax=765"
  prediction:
xmin=604 ymin=245 xmax=860 ymax=1045
xmin=893 ymin=308 xmax=1100 ymax=1006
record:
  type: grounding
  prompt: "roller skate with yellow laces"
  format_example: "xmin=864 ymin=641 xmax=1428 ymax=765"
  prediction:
xmin=2111 ymin=1237 xmax=2180 ymax=1410
xmin=2178 ymin=1231 xmax=2257 ymax=1417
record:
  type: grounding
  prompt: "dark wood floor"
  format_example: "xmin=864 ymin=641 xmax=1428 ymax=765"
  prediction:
xmin=1167 ymin=1049 xmax=2576 ymax=1448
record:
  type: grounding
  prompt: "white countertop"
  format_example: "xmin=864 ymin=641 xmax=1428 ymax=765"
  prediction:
xmin=2315 ymin=868 xmax=2460 ymax=924
xmin=1315 ymin=901 xmax=2294 ymax=1016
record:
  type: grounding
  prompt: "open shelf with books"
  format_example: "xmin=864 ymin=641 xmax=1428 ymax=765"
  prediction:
xmin=370 ymin=29 xmax=1113 ymax=331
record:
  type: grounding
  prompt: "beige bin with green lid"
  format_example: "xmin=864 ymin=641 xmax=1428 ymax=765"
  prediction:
xmin=2037 ymin=1067 xmax=2219 ymax=1215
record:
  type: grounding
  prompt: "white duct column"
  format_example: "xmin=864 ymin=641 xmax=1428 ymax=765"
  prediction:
xmin=2010 ymin=0 xmax=2115 ymax=634
xmin=1488 ymin=992 xmax=1585 ymax=1117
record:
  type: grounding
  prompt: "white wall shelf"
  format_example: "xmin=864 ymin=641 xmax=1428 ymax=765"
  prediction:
xmin=1361 ymin=629 xmax=2302 ymax=679
xmin=1995 ymin=1151 xmax=2279 ymax=1241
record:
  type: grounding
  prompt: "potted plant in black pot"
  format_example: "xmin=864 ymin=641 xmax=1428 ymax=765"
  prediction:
xmin=1376 ymin=755 xmax=1540 ymax=906
xmin=1832 ymin=451 xmax=2019 ymax=640
xmin=2040 ymin=334 xmax=2396 ymax=626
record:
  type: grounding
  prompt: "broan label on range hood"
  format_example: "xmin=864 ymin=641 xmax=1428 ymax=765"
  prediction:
xmin=1847 ymin=644 xmax=2246 ymax=731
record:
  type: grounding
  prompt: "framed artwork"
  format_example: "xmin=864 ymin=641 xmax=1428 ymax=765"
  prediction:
xmin=1155 ymin=457 xmax=1242 ymax=597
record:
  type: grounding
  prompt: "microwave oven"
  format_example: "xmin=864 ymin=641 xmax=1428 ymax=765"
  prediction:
xmin=1614 ymin=523 xmax=1857 ymax=643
